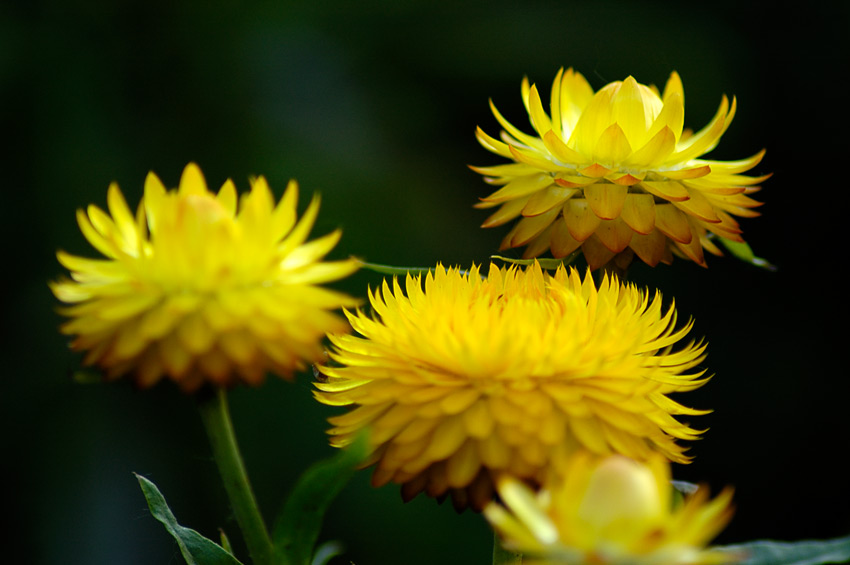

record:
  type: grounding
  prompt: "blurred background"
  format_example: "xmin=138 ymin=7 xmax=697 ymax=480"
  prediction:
xmin=3 ymin=1 xmax=848 ymax=563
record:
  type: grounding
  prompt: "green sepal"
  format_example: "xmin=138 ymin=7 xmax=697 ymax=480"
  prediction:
xmin=491 ymin=252 xmax=580 ymax=270
xmin=272 ymin=433 xmax=369 ymax=565
xmin=714 ymin=535 xmax=850 ymax=565
xmin=135 ymin=473 xmax=244 ymax=565
xmin=714 ymin=237 xmax=776 ymax=271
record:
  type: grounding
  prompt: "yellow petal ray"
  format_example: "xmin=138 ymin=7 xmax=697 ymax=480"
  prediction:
xmin=661 ymin=165 xmax=712 ymax=180
xmin=509 ymin=208 xmax=560 ymax=246
xmin=654 ymin=204 xmax=693 ymax=243
xmin=216 ymin=179 xmax=238 ymax=215
xmin=610 ymin=76 xmax=656 ymax=149
xmin=543 ymin=130 xmax=586 ymax=164
xmin=523 ymin=185 xmax=579 ymax=216
xmin=509 ymin=145 xmax=564 ymax=173
xmin=178 ymin=163 xmax=209 ymax=196
xmin=640 ymin=181 xmax=690 ymax=202
xmin=593 ymin=123 xmax=633 ymax=165
xmin=490 ymin=98 xmax=546 ymax=151
xmin=668 ymin=96 xmax=731 ymax=163
xmin=569 ymin=83 xmax=616 ymax=156
xmin=527 ymin=83 xmax=553 ymax=136
xmin=625 ymin=126 xmax=676 ymax=168
xmin=475 ymin=126 xmax=514 ymax=158
xmin=481 ymin=196 xmax=531 ymax=228
xmin=674 ymin=188 xmax=720 ymax=223
xmin=480 ymin=173 xmax=554 ymax=204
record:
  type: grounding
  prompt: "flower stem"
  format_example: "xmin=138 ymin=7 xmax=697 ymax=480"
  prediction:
xmin=493 ymin=531 xmax=523 ymax=565
xmin=198 ymin=388 xmax=274 ymax=565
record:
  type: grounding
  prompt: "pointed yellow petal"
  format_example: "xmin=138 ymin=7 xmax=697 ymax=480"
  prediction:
xmin=509 ymin=208 xmax=560 ymax=246
xmin=593 ymin=123 xmax=633 ymax=165
xmin=481 ymin=173 xmax=553 ymax=204
xmin=584 ymin=184 xmax=627 ymax=220
xmin=523 ymin=184 xmax=579 ymax=216
xmin=641 ymin=180 xmax=690 ymax=202
xmin=655 ymin=204 xmax=693 ymax=243
xmin=594 ymin=218 xmax=633 ymax=253
xmin=178 ymin=163 xmax=209 ymax=196
xmin=564 ymin=199 xmax=601 ymax=241
xmin=673 ymin=188 xmax=720 ymax=223
xmin=481 ymin=196 xmax=531 ymax=228
xmin=628 ymin=230 xmax=668 ymax=266
xmin=621 ymin=193 xmax=656 ymax=234
xmin=550 ymin=219 xmax=582 ymax=258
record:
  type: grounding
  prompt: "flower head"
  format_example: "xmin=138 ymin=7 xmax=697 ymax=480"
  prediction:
xmin=485 ymin=452 xmax=737 ymax=565
xmin=474 ymin=68 xmax=767 ymax=270
xmin=52 ymin=163 xmax=359 ymax=392
xmin=315 ymin=262 xmax=709 ymax=510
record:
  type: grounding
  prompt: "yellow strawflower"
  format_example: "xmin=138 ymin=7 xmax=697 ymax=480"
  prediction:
xmin=485 ymin=452 xmax=737 ymax=565
xmin=51 ymin=163 xmax=359 ymax=392
xmin=315 ymin=262 xmax=709 ymax=511
xmin=474 ymin=68 xmax=767 ymax=270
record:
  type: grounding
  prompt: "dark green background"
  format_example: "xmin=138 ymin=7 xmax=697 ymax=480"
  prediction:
xmin=3 ymin=1 xmax=848 ymax=563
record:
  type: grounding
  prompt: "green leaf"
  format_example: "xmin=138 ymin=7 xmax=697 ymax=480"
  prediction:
xmin=714 ymin=238 xmax=776 ymax=271
xmin=356 ymin=260 xmax=436 ymax=276
xmin=135 ymin=473 xmax=244 ymax=565
xmin=272 ymin=433 xmax=369 ymax=565
xmin=491 ymin=253 xmax=580 ymax=270
xmin=714 ymin=536 xmax=850 ymax=565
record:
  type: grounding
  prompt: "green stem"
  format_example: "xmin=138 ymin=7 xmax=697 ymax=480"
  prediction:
xmin=493 ymin=531 xmax=523 ymax=565
xmin=198 ymin=388 xmax=274 ymax=565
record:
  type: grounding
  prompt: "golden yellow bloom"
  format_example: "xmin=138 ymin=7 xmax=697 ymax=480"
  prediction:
xmin=315 ymin=262 xmax=709 ymax=511
xmin=486 ymin=452 xmax=737 ymax=565
xmin=474 ymin=68 xmax=767 ymax=270
xmin=51 ymin=163 xmax=359 ymax=392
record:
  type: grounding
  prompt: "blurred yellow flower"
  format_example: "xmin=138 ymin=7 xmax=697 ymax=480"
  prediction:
xmin=485 ymin=452 xmax=736 ymax=565
xmin=315 ymin=262 xmax=709 ymax=511
xmin=52 ymin=163 xmax=359 ymax=392
xmin=474 ymin=68 xmax=767 ymax=270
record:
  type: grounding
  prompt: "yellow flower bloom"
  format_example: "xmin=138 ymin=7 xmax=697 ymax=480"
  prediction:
xmin=51 ymin=163 xmax=359 ymax=392
xmin=474 ymin=68 xmax=767 ymax=270
xmin=314 ymin=262 xmax=709 ymax=511
xmin=485 ymin=452 xmax=737 ymax=565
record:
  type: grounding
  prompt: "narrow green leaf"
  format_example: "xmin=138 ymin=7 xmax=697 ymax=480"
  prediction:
xmin=715 ymin=238 xmax=776 ymax=271
xmin=714 ymin=536 xmax=850 ymax=565
xmin=135 ymin=473 xmax=244 ymax=565
xmin=272 ymin=433 xmax=369 ymax=565
xmin=356 ymin=260 xmax=436 ymax=276
xmin=491 ymin=253 xmax=580 ymax=270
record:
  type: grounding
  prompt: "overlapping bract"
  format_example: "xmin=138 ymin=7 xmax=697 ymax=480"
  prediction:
xmin=486 ymin=452 xmax=736 ymax=565
xmin=315 ymin=262 xmax=709 ymax=510
xmin=52 ymin=163 xmax=359 ymax=392
xmin=474 ymin=68 xmax=767 ymax=269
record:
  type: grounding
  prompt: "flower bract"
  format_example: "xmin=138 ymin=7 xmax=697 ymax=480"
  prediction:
xmin=315 ymin=262 xmax=710 ymax=510
xmin=473 ymin=68 xmax=768 ymax=270
xmin=52 ymin=163 xmax=359 ymax=392
xmin=485 ymin=452 xmax=737 ymax=565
